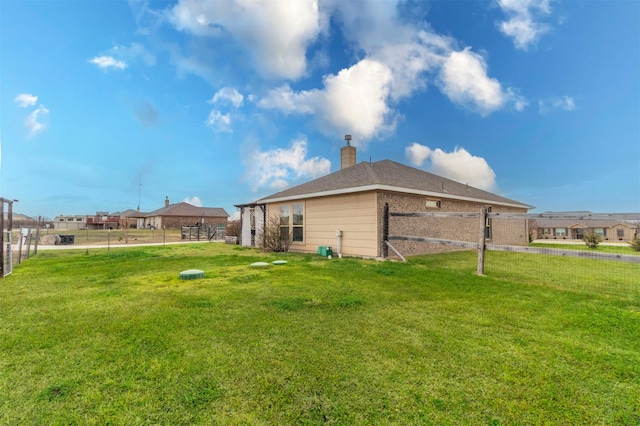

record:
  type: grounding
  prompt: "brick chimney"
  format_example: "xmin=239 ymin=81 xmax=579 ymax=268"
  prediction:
xmin=165 ymin=196 xmax=170 ymax=208
xmin=340 ymin=134 xmax=356 ymax=170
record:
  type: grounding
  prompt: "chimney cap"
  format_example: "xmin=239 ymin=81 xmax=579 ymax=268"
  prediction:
xmin=344 ymin=134 xmax=352 ymax=146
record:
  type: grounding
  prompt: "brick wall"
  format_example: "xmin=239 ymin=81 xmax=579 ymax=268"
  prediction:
xmin=376 ymin=191 xmax=528 ymax=259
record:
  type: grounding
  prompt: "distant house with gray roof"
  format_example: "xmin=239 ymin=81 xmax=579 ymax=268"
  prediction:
xmin=530 ymin=212 xmax=638 ymax=241
xmin=237 ymin=141 xmax=532 ymax=259
xmin=130 ymin=197 xmax=229 ymax=230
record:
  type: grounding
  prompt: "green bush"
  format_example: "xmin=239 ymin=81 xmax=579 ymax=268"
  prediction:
xmin=583 ymin=232 xmax=602 ymax=249
xmin=630 ymin=236 xmax=640 ymax=252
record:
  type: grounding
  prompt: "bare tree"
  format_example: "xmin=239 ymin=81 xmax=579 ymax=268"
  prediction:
xmin=120 ymin=217 xmax=130 ymax=244
xmin=527 ymin=219 xmax=538 ymax=243
xmin=258 ymin=215 xmax=292 ymax=252
xmin=225 ymin=220 xmax=240 ymax=238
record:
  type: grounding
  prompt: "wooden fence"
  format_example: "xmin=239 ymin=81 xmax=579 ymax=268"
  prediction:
xmin=383 ymin=208 xmax=640 ymax=274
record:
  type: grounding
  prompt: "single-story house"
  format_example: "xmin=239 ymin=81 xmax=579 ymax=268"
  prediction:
xmin=85 ymin=211 xmax=120 ymax=230
xmin=112 ymin=209 xmax=140 ymax=229
xmin=237 ymin=142 xmax=532 ymax=259
xmin=53 ymin=215 xmax=87 ymax=230
xmin=130 ymin=197 xmax=229 ymax=230
xmin=530 ymin=213 xmax=638 ymax=241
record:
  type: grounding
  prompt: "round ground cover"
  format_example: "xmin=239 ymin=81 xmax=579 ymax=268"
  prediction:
xmin=179 ymin=269 xmax=205 ymax=280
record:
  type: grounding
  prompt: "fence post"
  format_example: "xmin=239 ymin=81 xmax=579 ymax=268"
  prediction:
xmin=25 ymin=230 xmax=32 ymax=260
xmin=0 ymin=201 xmax=4 ymax=277
xmin=477 ymin=206 xmax=487 ymax=275
xmin=382 ymin=203 xmax=389 ymax=258
xmin=34 ymin=216 xmax=41 ymax=255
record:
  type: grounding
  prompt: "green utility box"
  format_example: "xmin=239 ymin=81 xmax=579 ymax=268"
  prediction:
xmin=317 ymin=246 xmax=333 ymax=257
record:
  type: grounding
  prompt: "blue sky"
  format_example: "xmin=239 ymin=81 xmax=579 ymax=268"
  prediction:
xmin=1 ymin=0 xmax=638 ymax=220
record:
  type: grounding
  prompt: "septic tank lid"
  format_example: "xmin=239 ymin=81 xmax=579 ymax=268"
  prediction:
xmin=179 ymin=269 xmax=204 ymax=280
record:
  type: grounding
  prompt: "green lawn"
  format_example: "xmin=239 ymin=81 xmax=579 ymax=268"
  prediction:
xmin=1 ymin=244 xmax=639 ymax=425
xmin=530 ymin=241 xmax=639 ymax=256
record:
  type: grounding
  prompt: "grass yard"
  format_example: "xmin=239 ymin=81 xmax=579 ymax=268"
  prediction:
xmin=1 ymin=244 xmax=639 ymax=425
xmin=530 ymin=242 xmax=639 ymax=256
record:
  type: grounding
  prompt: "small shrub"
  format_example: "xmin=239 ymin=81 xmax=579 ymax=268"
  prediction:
xmin=258 ymin=215 xmax=292 ymax=252
xmin=629 ymin=236 xmax=640 ymax=252
xmin=225 ymin=220 xmax=240 ymax=237
xmin=583 ymin=232 xmax=602 ymax=249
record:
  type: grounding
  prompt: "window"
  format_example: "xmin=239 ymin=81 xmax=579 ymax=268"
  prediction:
xmin=555 ymin=228 xmax=566 ymax=237
xmin=594 ymin=228 xmax=605 ymax=237
xmin=543 ymin=228 xmax=550 ymax=235
xmin=617 ymin=228 xmax=624 ymax=239
xmin=292 ymin=203 xmax=303 ymax=242
xmin=279 ymin=203 xmax=304 ymax=243
xmin=279 ymin=205 xmax=290 ymax=241
xmin=425 ymin=199 xmax=441 ymax=208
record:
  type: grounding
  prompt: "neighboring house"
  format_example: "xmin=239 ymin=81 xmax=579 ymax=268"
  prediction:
xmin=531 ymin=212 xmax=639 ymax=241
xmin=4 ymin=213 xmax=39 ymax=228
xmin=53 ymin=215 xmax=87 ymax=230
xmin=85 ymin=211 xmax=120 ymax=230
xmin=130 ymin=197 xmax=229 ymax=230
xmin=112 ymin=209 xmax=140 ymax=229
xmin=237 ymin=142 xmax=532 ymax=259
xmin=54 ymin=212 xmax=122 ymax=230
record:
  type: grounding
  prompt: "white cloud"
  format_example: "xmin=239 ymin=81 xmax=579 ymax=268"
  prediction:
xmin=209 ymin=87 xmax=244 ymax=108
xmin=513 ymin=95 xmax=529 ymax=111
xmin=205 ymin=110 xmax=232 ymax=132
xmin=320 ymin=59 xmax=395 ymax=141
xmin=259 ymin=59 xmax=395 ymax=142
xmin=168 ymin=0 xmax=322 ymax=80
xmin=538 ymin=95 xmax=576 ymax=114
xmin=164 ymin=0 xmax=523 ymax=139
xmin=25 ymin=105 xmax=50 ymax=137
xmin=257 ymin=2 xmax=522 ymax=138
xmin=245 ymin=138 xmax=331 ymax=191
xmin=183 ymin=196 xmax=203 ymax=207
xmin=328 ymin=1 xmax=451 ymax=101
xmin=206 ymin=87 xmax=244 ymax=132
xmin=405 ymin=143 xmax=497 ymax=191
xmin=14 ymin=93 xmax=38 ymax=108
xmin=257 ymin=85 xmax=316 ymax=114
xmin=497 ymin=0 xmax=552 ymax=50
xmin=405 ymin=142 xmax=432 ymax=166
xmin=89 ymin=55 xmax=128 ymax=70
xmin=372 ymin=32 xmax=451 ymax=101
xmin=437 ymin=48 xmax=523 ymax=116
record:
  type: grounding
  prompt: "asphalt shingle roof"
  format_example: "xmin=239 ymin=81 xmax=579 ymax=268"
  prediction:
xmin=255 ymin=160 xmax=531 ymax=209
xmin=131 ymin=203 xmax=229 ymax=218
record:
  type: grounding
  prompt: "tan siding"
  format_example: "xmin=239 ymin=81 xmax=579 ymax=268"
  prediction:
xmin=306 ymin=192 xmax=378 ymax=257
xmin=268 ymin=192 xmax=378 ymax=257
